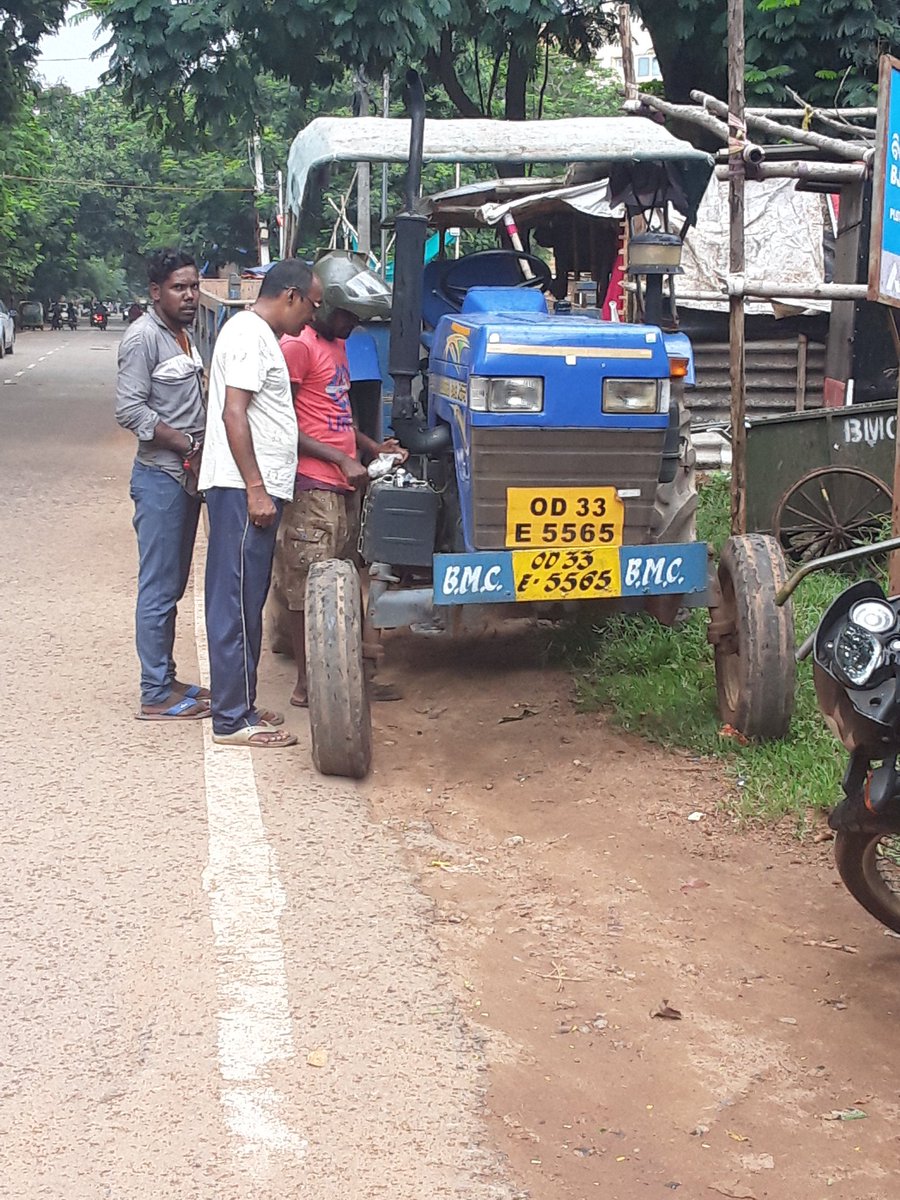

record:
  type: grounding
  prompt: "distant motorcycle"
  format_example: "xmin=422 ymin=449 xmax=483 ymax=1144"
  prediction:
xmin=91 ymin=309 xmax=108 ymax=332
xmin=50 ymin=308 xmax=63 ymax=331
xmin=67 ymin=312 xmax=77 ymax=331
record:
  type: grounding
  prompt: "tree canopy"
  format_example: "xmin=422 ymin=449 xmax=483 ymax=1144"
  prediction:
xmin=633 ymin=0 xmax=900 ymax=106
xmin=0 ymin=1 xmax=68 ymax=123
xmin=89 ymin=0 xmax=617 ymax=134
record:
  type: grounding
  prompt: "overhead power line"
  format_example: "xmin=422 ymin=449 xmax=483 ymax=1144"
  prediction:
xmin=0 ymin=173 xmax=256 ymax=193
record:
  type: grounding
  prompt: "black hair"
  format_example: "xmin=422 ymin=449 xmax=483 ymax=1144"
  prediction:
xmin=257 ymin=258 xmax=315 ymax=298
xmin=147 ymin=248 xmax=197 ymax=286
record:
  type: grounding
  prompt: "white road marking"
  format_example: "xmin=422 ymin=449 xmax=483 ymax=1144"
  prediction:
xmin=192 ymin=535 xmax=307 ymax=1175
xmin=15 ymin=371 xmax=23 ymax=377
xmin=27 ymin=363 xmax=36 ymax=370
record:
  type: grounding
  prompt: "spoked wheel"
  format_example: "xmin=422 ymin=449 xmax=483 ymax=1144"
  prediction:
xmin=773 ymin=467 xmax=892 ymax=563
xmin=709 ymin=533 xmax=796 ymax=740
xmin=834 ymin=829 xmax=900 ymax=934
xmin=305 ymin=558 xmax=372 ymax=780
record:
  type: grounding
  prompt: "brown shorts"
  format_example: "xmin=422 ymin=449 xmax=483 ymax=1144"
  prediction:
xmin=272 ymin=488 xmax=361 ymax=612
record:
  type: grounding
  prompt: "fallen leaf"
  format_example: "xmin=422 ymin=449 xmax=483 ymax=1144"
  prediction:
xmin=306 ymin=1048 xmax=327 ymax=1068
xmin=822 ymin=1108 xmax=867 ymax=1121
xmin=651 ymin=1000 xmax=683 ymax=1020
xmin=709 ymin=1180 xmax=756 ymax=1199
xmin=727 ymin=1131 xmax=749 ymax=1142
xmin=498 ymin=706 xmax=540 ymax=724
xmin=778 ymin=1017 xmax=798 ymax=1026
xmin=680 ymin=878 xmax=710 ymax=892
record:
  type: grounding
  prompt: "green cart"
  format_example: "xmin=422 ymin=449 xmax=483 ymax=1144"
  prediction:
xmin=746 ymin=400 xmax=896 ymax=561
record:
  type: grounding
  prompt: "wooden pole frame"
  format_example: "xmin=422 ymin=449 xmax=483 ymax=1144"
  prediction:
xmin=727 ymin=0 xmax=747 ymax=535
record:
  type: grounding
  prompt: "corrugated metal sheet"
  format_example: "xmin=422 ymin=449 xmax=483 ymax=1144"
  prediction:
xmin=469 ymin=427 xmax=666 ymax=549
xmin=687 ymin=338 xmax=826 ymax=423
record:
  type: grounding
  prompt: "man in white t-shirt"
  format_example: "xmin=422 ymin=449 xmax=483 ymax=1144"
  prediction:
xmin=200 ymin=259 xmax=323 ymax=747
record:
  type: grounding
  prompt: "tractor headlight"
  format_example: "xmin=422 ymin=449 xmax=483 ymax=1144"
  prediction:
xmin=602 ymin=378 xmax=668 ymax=414
xmin=468 ymin=376 xmax=544 ymax=413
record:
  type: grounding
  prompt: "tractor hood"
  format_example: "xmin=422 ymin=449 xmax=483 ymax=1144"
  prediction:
xmin=430 ymin=290 xmax=672 ymax=382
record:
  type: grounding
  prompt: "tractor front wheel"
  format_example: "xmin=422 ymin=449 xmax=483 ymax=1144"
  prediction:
xmin=305 ymin=558 xmax=372 ymax=779
xmin=708 ymin=533 xmax=796 ymax=741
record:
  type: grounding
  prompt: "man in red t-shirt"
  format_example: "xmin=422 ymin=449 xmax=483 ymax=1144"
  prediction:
xmin=274 ymin=304 xmax=405 ymax=708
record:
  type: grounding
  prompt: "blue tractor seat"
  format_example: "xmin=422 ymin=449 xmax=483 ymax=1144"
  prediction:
xmin=421 ymin=250 xmax=551 ymax=333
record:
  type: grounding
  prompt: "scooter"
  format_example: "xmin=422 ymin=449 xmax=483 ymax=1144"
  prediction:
xmin=783 ymin=537 xmax=900 ymax=933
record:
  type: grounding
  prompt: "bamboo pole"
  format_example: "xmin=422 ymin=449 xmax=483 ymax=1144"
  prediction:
xmin=624 ymin=93 xmax=729 ymax=142
xmin=714 ymin=160 xmax=868 ymax=183
xmin=783 ymin=87 xmax=875 ymax=139
xmin=727 ymin=0 xmax=747 ymax=535
xmin=693 ymin=89 xmax=873 ymax=163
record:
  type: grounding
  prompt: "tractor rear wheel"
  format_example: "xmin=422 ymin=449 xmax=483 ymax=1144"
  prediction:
xmin=305 ymin=558 xmax=372 ymax=779
xmin=709 ymin=533 xmax=796 ymax=741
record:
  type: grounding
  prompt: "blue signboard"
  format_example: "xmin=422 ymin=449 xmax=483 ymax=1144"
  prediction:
xmin=433 ymin=542 xmax=709 ymax=606
xmin=870 ymin=56 xmax=900 ymax=307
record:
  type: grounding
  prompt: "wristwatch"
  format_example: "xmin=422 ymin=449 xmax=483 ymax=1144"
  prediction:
xmin=183 ymin=433 xmax=200 ymax=459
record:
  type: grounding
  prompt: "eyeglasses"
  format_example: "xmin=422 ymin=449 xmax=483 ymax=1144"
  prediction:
xmin=286 ymin=286 xmax=321 ymax=308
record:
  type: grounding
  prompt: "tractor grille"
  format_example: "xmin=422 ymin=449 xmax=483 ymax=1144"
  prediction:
xmin=469 ymin=426 xmax=666 ymax=550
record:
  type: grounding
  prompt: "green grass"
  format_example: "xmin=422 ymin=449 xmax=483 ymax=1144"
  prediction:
xmin=561 ymin=475 xmax=886 ymax=828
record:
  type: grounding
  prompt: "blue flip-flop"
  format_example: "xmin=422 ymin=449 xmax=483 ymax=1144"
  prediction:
xmin=137 ymin=695 xmax=211 ymax=721
xmin=177 ymin=683 xmax=211 ymax=701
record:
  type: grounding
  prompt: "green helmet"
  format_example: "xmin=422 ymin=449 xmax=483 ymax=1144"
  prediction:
xmin=313 ymin=250 xmax=392 ymax=322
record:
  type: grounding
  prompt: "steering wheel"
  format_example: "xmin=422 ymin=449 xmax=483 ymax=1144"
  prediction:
xmin=440 ymin=250 xmax=552 ymax=305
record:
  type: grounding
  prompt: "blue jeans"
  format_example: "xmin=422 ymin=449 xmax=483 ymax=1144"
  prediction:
xmin=130 ymin=462 xmax=201 ymax=705
xmin=204 ymin=486 xmax=283 ymax=735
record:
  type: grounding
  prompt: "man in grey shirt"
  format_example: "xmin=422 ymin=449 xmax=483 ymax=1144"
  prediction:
xmin=116 ymin=248 xmax=208 ymax=719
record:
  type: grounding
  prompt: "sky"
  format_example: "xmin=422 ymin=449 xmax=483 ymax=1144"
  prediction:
xmin=36 ymin=10 xmax=110 ymax=93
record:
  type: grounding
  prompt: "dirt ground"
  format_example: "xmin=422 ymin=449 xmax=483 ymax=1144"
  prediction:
xmin=365 ymin=628 xmax=900 ymax=1200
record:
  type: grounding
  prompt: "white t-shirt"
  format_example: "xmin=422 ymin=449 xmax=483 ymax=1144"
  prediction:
xmin=199 ymin=310 xmax=298 ymax=501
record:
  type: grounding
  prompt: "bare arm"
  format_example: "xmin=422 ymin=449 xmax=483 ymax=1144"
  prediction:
xmin=222 ymin=385 xmax=277 ymax=526
xmin=296 ymin=428 xmax=368 ymax=490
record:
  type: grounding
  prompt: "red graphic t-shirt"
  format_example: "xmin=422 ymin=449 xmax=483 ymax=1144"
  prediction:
xmin=280 ymin=326 xmax=357 ymax=490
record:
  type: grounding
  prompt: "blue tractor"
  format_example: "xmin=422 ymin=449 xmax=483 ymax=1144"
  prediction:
xmin=288 ymin=74 xmax=797 ymax=778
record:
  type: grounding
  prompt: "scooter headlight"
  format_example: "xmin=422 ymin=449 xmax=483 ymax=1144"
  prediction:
xmin=834 ymin=623 xmax=884 ymax=687
xmin=849 ymin=598 xmax=896 ymax=634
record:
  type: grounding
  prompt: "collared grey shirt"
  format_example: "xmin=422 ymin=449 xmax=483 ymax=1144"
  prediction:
xmin=115 ymin=309 xmax=206 ymax=484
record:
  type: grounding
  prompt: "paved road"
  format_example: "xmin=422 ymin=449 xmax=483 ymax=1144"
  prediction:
xmin=0 ymin=327 xmax=512 ymax=1200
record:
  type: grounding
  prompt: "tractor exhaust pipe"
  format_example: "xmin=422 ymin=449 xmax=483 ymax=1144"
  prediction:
xmin=388 ymin=70 xmax=451 ymax=454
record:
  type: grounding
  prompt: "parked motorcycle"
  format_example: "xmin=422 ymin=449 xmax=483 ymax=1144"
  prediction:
xmin=790 ymin=540 xmax=900 ymax=933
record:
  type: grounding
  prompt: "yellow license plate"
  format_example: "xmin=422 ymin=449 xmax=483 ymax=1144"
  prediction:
xmin=511 ymin=547 xmax=621 ymax=601
xmin=505 ymin=487 xmax=624 ymax=549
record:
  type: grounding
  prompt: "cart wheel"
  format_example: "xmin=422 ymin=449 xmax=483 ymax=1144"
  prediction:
xmin=773 ymin=466 xmax=892 ymax=563
xmin=709 ymin=534 xmax=796 ymax=741
xmin=305 ymin=558 xmax=372 ymax=779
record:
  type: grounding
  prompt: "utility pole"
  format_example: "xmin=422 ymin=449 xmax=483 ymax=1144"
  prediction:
xmin=380 ymin=70 xmax=390 ymax=277
xmin=251 ymin=127 xmax=270 ymax=266
xmin=354 ymin=70 xmax=372 ymax=257
xmin=617 ymin=3 xmax=637 ymax=104
xmin=276 ymin=168 xmax=285 ymax=260
xmin=727 ymin=0 xmax=747 ymax=534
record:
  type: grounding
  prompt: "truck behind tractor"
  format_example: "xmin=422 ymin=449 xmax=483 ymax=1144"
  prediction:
xmin=279 ymin=72 xmax=798 ymax=778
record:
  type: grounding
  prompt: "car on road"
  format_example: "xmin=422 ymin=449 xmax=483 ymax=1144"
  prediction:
xmin=0 ymin=300 xmax=15 ymax=357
